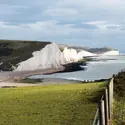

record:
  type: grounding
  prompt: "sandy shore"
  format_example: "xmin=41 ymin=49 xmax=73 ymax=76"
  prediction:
xmin=0 ymin=67 xmax=65 ymax=82
xmin=0 ymin=67 xmax=84 ymax=88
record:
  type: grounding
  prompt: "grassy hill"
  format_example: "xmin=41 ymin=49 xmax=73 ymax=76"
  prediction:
xmin=0 ymin=82 xmax=106 ymax=125
xmin=0 ymin=39 xmax=51 ymax=71
xmin=87 ymin=47 xmax=116 ymax=54
xmin=113 ymin=72 xmax=125 ymax=125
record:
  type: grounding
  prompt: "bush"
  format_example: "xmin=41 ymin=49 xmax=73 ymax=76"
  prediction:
xmin=114 ymin=72 xmax=125 ymax=99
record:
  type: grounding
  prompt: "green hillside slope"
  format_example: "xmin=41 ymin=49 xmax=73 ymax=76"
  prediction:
xmin=0 ymin=39 xmax=51 ymax=71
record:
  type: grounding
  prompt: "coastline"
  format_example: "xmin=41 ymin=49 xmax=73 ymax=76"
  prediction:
xmin=0 ymin=67 xmax=65 ymax=82
xmin=0 ymin=77 xmax=108 ymax=88
xmin=0 ymin=61 xmax=86 ymax=82
xmin=0 ymin=78 xmax=83 ymax=88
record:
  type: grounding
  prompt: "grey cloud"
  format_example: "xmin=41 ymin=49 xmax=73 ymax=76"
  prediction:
xmin=106 ymin=26 xmax=119 ymax=29
xmin=72 ymin=23 xmax=98 ymax=29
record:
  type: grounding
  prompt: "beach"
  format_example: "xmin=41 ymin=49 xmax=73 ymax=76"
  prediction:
xmin=0 ymin=67 xmax=65 ymax=82
xmin=0 ymin=67 xmax=70 ymax=87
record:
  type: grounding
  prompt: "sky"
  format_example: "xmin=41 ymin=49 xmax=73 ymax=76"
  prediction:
xmin=0 ymin=0 xmax=125 ymax=51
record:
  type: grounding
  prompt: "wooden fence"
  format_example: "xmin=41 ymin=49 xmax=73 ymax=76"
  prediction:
xmin=92 ymin=77 xmax=114 ymax=125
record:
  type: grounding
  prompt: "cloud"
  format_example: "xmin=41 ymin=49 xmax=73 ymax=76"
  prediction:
xmin=85 ymin=21 xmax=120 ymax=30
xmin=0 ymin=0 xmax=125 ymax=51
xmin=57 ymin=0 xmax=125 ymax=8
xmin=101 ymin=0 xmax=123 ymax=6
xmin=106 ymin=26 xmax=120 ymax=29
xmin=86 ymin=21 xmax=106 ymax=25
xmin=43 ymin=8 xmax=79 ymax=17
xmin=72 ymin=23 xmax=98 ymax=29
xmin=0 ymin=20 xmax=80 ymax=39
xmin=0 ymin=20 xmax=101 ymax=42
xmin=0 ymin=4 xmax=30 ymax=15
xmin=0 ymin=0 xmax=57 ymax=6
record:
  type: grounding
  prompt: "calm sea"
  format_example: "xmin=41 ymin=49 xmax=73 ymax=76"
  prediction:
xmin=29 ymin=55 xmax=125 ymax=81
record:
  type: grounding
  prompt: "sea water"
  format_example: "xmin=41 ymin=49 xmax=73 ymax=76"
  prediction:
xmin=29 ymin=55 xmax=125 ymax=81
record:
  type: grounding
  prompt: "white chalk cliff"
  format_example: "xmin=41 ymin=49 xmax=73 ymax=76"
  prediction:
xmin=15 ymin=43 xmax=119 ymax=71
xmin=100 ymin=50 xmax=119 ymax=56
xmin=15 ymin=43 xmax=67 ymax=71
xmin=62 ymin=48 xmax=119 ymax=62
xmin=63 ymin=47 xmax=96 ymax=62
xmin=63 ymin=48 xmax=78 ymax=62
xmin=77 ymin=50 xmax=96 ymax=57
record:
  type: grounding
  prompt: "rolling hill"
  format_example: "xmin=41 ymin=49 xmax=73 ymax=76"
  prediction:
xmin=0 ymin=39 xmax=51 ymax=71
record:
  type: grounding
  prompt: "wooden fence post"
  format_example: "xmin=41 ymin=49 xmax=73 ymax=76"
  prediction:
xmin=104 ymin=89 xmax=109 ymax=125
xmin=111 ymin=78 xmax=114 ymax=115
xmin=99 ymin=100 xmax=105 ymax=125
xmin=108 ymin=78 xmax=114 ymax=124
xmin=92 ymin=77 xmax=114 ymax=125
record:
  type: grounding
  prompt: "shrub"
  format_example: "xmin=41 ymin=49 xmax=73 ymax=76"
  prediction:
xmin=114 ymin=72 xmax=125 ymax=99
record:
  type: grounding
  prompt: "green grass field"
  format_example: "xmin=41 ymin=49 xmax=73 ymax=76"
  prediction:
xmin=113 ymin=100 xmax=125 ymax=125
xmin=0 ymin=82 xmax=106 ymax=125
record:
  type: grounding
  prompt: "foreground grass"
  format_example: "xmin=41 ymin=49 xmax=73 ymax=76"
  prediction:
xmin=0 ymin=82 xmax=106 ymax=125
xmin=113 ymin=99 xmax=125 ymax=125
xmin=113 ymin=72 xmax=125 ymax=125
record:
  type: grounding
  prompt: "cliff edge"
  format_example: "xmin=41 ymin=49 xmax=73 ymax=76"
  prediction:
xmin=15 ymin=43 xmax=67 ymax=71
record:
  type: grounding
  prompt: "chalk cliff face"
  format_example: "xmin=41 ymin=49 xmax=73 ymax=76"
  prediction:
xmin=63 ymin=48 xmax=95 ymax=62
xmin=15 ymin=43 xmax=67 ymax=71
xmin=62 ymin=48 xmax=119 ymax=62
xmin=63 ymin=48 xmax=78 ymax=62
xmin=77 ymin=50 xmax=96 ymax=57
xmin=101 ymin=50 xmax=119 ymax=56
xmin=15 ymin=43 xmax=119 ymax=71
